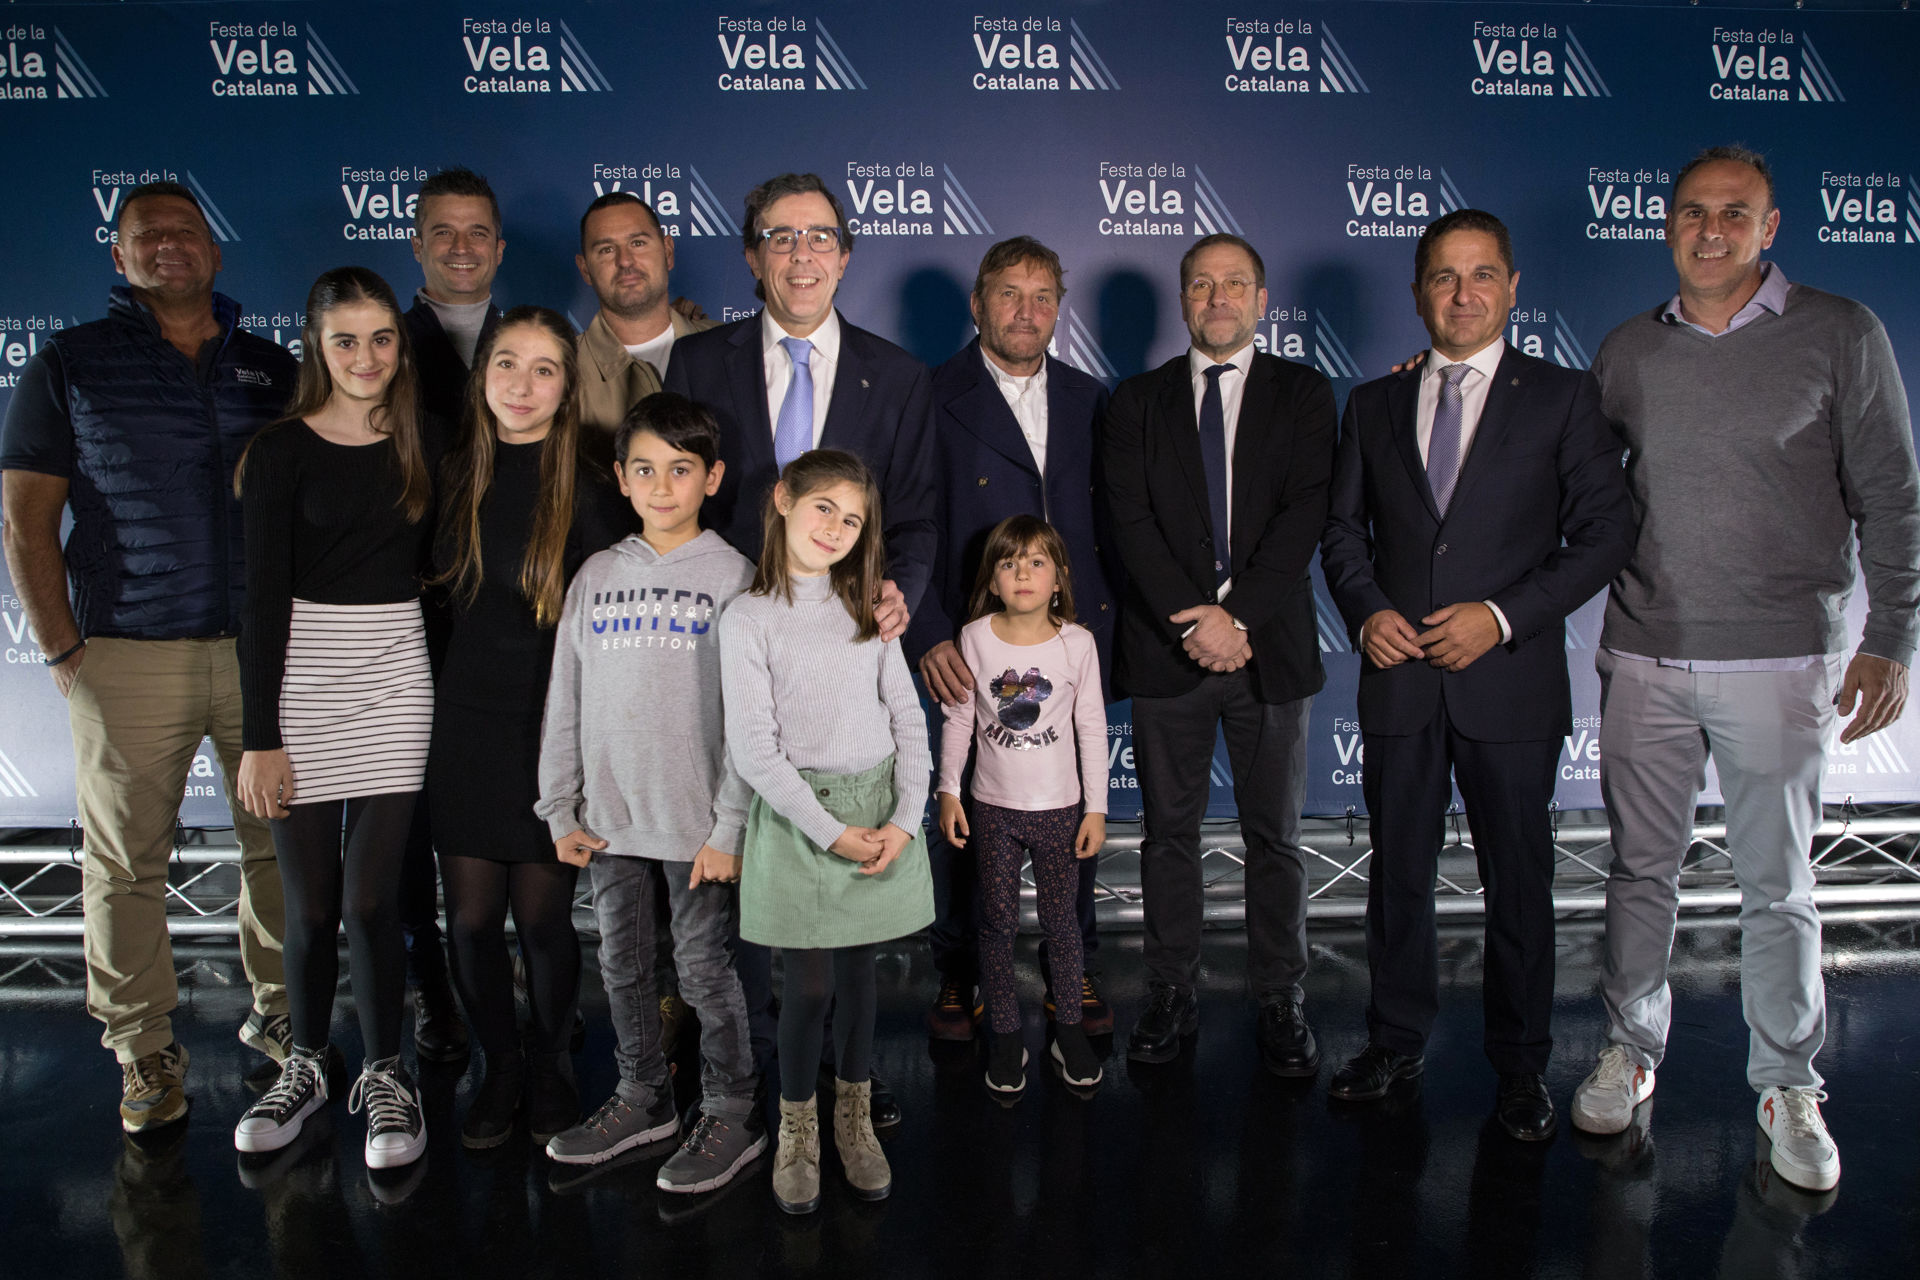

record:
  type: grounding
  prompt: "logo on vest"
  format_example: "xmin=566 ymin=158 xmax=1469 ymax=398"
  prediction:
xmin=0 ymin=23 xmax=105 ymax=99
xmin=1221 ymin=18 xmax=1369 ymax=95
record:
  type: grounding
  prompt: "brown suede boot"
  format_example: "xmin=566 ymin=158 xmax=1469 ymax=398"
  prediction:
xmin=833 ymin=1077 xmax=892 ymax=1200
xmin=772 ymin=1095 xmax=821 ymax=1214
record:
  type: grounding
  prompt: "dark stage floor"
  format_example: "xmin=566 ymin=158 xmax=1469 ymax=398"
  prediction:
xmin=3 ymin=915 xmax=1918 ymax=1280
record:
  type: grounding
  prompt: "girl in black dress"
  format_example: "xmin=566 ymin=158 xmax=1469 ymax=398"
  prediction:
xmin=231 ymin=267 xmax=436 ymax=1169
xmin=431 ymin=306 xmax=627 ymax=1147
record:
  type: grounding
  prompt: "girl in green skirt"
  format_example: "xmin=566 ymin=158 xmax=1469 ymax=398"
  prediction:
xmin=718 ymin=449 xmax=933 ymax=1214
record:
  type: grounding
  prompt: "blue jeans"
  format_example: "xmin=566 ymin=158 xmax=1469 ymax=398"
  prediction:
xmin=589 ymin=855 xmax=756 ymax=1119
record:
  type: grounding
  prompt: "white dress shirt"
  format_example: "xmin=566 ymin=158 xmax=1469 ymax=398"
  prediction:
xmin=1188 ymin=341 xmax=1256 ymax=599
xmin=623 ymin=324 xmax=676 ymax=380
xmin=1418 ymin=338 xmax=1512 ymax=642
xmin=982 ymin=349 xmax=1049 ymax=476
xmin=760 ymin=309 xmax=841 ymax=448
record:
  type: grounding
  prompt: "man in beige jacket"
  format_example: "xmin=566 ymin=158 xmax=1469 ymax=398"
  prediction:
xmin=574 ymin=192 xmax=715 ymax=433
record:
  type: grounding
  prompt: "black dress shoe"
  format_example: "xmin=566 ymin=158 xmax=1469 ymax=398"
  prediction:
xmin=1126 ymin=983 xmax=1198 ymax=1064
xmin=412 ymin=979 xmax=470 ymax=1064
xmin=1328 ymin=1043 xmax=1425 ymax=1101
xmin=1256 ymin=999 xmax=1321 ymax=1077
xmin=1496 ymin=1073 xmax=1558 ymax=1142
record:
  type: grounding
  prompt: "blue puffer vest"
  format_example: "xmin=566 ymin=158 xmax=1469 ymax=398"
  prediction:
xmin=56 ymin=287 xmax=297 ymax=639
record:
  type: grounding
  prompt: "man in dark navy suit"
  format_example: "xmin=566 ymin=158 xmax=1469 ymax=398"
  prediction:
xmin=664 ymin=172 xmax=934 ymax=1126
xmin=665 ymin=172 xmax=933 ymax=639
xmin=1318 ymin=209 xmax=1633 ymax=1138
xmin=1103 ymin=234 xmax=1336 ymax=1074
xmin=905 ymin=237 xmax=1119 ymax=1040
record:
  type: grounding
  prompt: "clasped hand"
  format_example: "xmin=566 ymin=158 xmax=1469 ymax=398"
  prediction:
xmin=830 ymin=824 xmax=912 ymax=876
xmin=1171 ymin=604 xmax=1249 ymax=672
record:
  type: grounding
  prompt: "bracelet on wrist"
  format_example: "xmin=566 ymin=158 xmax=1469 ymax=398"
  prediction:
xmin=44 ymin=639 xmax=86 ymax=667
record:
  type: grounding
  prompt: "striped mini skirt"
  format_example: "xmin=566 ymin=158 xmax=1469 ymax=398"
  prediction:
xmin=280 ymin=598 xmax=433 ymax=805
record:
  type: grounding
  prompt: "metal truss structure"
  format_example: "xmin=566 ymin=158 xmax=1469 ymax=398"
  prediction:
xmin=4 ymin=804 xmax=1918 ymax=937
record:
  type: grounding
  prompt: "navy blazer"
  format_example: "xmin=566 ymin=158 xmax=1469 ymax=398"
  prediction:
xmin=1319 ymin=345 xmax=1635 ymax=742
xmin=1102 ymin=351 xmax=1336 ymax=704
xmin=663 ymin=311 xmax=936 ymax=615
xmin=903 ymin=339 xmax=1118 ymax=682
xmin=405 ymin=299 xmax=499 ymax=428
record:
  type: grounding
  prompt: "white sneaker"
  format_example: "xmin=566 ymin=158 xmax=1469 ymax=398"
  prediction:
xmin=1571 ymin=1045 xmax=1656 ymax=1135
xmin=235 ymin=1047 xmax=329 ymax=1153
xmin=1758 ymin=1086 xmax=1841 ymax=1192
xmin=348 ymin=1057 xmax=427 ymax=1169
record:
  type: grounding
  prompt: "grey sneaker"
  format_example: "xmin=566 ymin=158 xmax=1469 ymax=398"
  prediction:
xmin=238 ymin=1010 xmax=293 ymax=1064
xmin=545 ymin=1090 xmax=678 ymax=1166
xmin=656 ymin=1108 xmax=769 ymax=1194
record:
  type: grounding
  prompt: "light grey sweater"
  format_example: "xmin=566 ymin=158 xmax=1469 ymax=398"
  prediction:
xmin=719 ymin=573 xmax=932 ymax=850
xmin=1592 ymin=283 xmax=1920 ymax=665
xmin=535 ymin=531 xmax=756 ymax=859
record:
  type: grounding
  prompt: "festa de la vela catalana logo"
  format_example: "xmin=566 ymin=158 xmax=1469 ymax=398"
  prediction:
xmin=840 ymin=161 xmax=993 ymax=237
xmin=1465 ymin=18 xmax=1609 ymax=98
xmin=589 ymin=164 xmax=740 ymax=239
xmin=1094 ymin=161 xmax=1241 ymax=238
xmin=1815 ymin=169 xmax=1914 ymax=246
xmin=966 ymin=14 xmax=1117 ymax=91
xmin=460 ymin=16 xmax=609 ymax=93
xmin=714 ymin=14 xmax=865 ymax=91
xmin=205 ymin=18 xmax=358 ymax=96
xmin=1343 ymin=163 xmax=1465 ymax=239
xmin=1219 ymin=16 xmax=1369 ymax=95
xmin=0 ymin=23 xmax=106 ymax=99
xmin=1706 ymin=26 xmax=1842 ymax=102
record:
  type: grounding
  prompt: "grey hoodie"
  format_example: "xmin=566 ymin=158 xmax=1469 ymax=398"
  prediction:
xmin=536 ymin=529 xmax=756 ymax=859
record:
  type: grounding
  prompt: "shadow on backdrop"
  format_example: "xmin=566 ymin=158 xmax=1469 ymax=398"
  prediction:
xmin=1095 ymin=270 xmax=1160 ymax=381
xmin=897 ymin=267 xmax=972 ymax=367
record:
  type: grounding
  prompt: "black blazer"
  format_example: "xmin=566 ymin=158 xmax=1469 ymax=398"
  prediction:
xmin=1102 ymin=351 xmax=1336 ymax=703
xmin=663 ymin=312 xmax=936 ymax=615
xmin=405 ymin=299 xmax=500 ymax=427
xmin=1319 ymin=345 xmax=1634 ymax=742
xmin=903 ymin=340 xmax=1119 ymax=683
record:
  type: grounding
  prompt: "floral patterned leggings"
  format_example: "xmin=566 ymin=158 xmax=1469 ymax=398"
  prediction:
xmin=974 ymin=800 xmax=1084 ymax=1035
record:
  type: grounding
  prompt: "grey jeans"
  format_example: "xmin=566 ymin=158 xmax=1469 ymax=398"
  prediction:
xmin=1595 ymin=650 xmax=1838 ymax=1090
xmin=588 ymin=854 xmax=756 ymax=1118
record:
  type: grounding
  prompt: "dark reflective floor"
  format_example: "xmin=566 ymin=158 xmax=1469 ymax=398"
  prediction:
xmin=3 ymin=915 xmax=1918 ymax=1279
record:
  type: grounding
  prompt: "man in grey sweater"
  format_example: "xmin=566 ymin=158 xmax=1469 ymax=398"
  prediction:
xmin=1571 ymin=146 xmax=1920 ymax=1195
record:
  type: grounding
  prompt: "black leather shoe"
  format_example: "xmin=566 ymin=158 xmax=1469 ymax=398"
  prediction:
xmin=412 ymin=977 xmax=470 ymax=1064
xmin=1256 ymin=999 xmax=1321 ymax=1077
xmin=1328 ymin=1043 xmax=1425 ymax=1101
xmin=1126 ymin=983 xmax=1198 ymax=1064
xmin=1496 ymin=1073 xmax=1558 ymax=1142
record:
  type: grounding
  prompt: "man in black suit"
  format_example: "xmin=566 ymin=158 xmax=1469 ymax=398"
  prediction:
xmin=664 ymin=172 xmax=934 ymax=1126
xmin=906 ymin=236 xmax=1119 ymax=1040
xmin=1103 ymin=233 xmax=1336 ymax=1072
xmin=1318 ymin=209 xmax=1633 ymax=1138
xmin=405 ymin=166 xmax=503 ymax=424
xmin=664 ymin=172 xmax=934 ymax=638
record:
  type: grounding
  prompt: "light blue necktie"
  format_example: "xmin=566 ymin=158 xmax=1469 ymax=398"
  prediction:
xmin=774 ymin=337 xmax=814 ymax=468
xmin=1428 ymin=363 xmax=1471 ymax=515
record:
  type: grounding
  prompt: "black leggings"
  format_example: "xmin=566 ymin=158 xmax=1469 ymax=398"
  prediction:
xmin=272 ymin=792 xmax=416 ymax=1060
xmin=440 ymin=854 xmax=581 ymax=1058
xmin=777 ymin=945 xmax=878 ymax=1103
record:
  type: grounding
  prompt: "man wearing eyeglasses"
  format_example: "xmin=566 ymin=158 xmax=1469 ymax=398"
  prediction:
xmin=664 ymin=172 xmax=934 ymax=642
xmin=1101 ymin=233 xmax=1336 ymax=1073
xmin=662 ymin=171 xmax=935 ymax=1130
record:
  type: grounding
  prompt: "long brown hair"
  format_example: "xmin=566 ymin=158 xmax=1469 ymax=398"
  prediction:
xmin=965 ymin=514 xmax=1077 ymax=625
xmin=750 ymin=449 xmax=885 ymax=642
xmin=235 ymin=266 xmax=430 ymax=521
xmin=434 ymin=306 xmax=589 ymax=628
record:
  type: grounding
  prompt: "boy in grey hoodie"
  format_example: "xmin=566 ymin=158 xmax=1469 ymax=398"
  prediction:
xmin=537 ymin=393 xmax=763 ymax=1192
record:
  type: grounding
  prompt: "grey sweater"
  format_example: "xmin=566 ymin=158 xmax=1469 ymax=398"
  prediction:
xmin=535 ymin=530 xmax=756 ymax=859
xmin=1592 ymin=282 xmax=1920 ymax=665
xmin=719 ymin=573 xmax=932 ymax=850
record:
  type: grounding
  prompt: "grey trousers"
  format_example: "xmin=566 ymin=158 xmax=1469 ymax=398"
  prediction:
xmin=1595 ymin=650 xmax=1839 ymax=1091
xmin=588 ymin=854 xmax=756 ymax=1119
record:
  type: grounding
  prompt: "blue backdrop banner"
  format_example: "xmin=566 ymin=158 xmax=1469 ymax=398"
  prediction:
xmin=2 ymin=1 xmax=1916 ymax=824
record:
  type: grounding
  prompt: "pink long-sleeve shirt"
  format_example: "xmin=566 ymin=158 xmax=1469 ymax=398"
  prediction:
xmin=938 ymin=616 xmax=1108 ymax=814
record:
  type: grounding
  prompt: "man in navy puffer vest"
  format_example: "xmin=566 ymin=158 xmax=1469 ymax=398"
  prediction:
xmin=1 ymin=182 xmax=297 ymax=1133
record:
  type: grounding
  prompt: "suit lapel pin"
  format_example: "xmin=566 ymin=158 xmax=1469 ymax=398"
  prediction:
xmin=1511 ymin=377 xmax=1520 ymax=385
xmin=861 ymin=378 xmax=870 ymax=388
